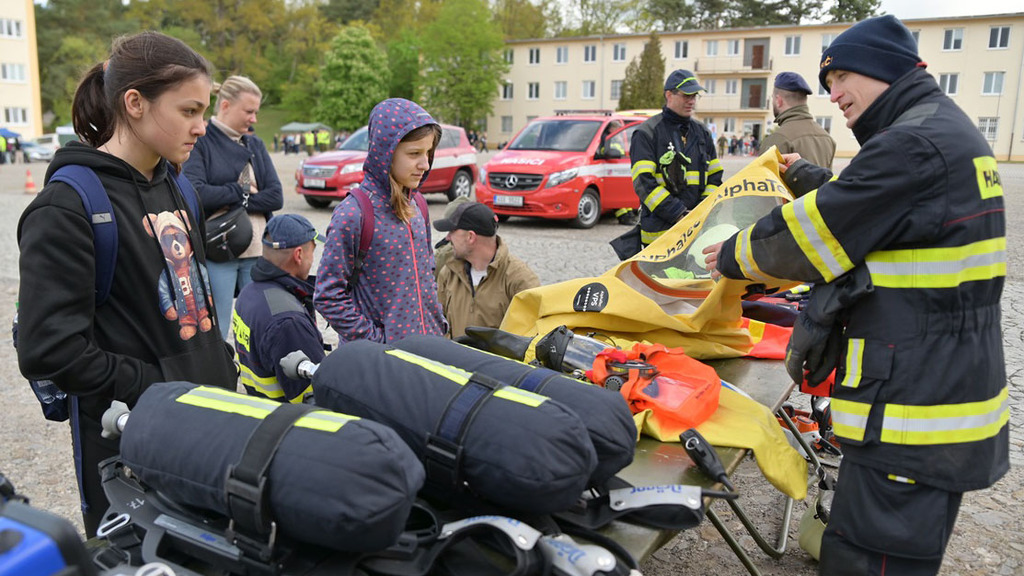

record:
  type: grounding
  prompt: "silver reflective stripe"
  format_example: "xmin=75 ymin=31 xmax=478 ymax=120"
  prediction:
xmin=787 ymin=196 xmax=847 ymax=279
xmin=867 ymin=250 xmax=1005 ymax=277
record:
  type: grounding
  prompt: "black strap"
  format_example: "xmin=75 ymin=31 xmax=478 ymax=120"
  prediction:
xmin=225 ymin=402 xmax=316 ymax=560
xmin=424 ymin=372 xmax=502 ymax=491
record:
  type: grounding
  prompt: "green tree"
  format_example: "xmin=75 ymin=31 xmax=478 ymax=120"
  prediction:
xmin=728 ymin=0 xmax=824 ymax=27
xmin=419 ymin=0 xmax=508 ymax=126
xmin=492 ymin=0 xmax=562 ymax=39
xmin=314 ymin=26 xmax=390 ymax=131
xmin=320 ymin=0 xmax=381 ymax=24
xmin=386 ymin=29 xmax=422 ymax=101
xmin=562 ymin=0 xmax=633 ymax=36
xmin=618 ymin=32 xmax=665 ymax=111
xmin=826 ymin=0 xmax=881 ymax=22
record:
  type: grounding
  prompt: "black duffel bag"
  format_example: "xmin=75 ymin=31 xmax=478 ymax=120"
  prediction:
xmin=394 ymin=335 xmax=636 ymax=487
xmin=119 ymin=381 xmax=424 ymax=553
xmin=313 ymin=340 xmax=598 ymax=515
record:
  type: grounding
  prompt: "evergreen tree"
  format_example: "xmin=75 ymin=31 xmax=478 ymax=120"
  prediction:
xmin=618 ymin=33 xmax=665 ymax=111
xmin=827 ymin=0 xmax=881 ymax=22
xmin=314 ymin=26 xmax=391 ymax=131
xmin=419 ymin=0 xmax=508 ymax=126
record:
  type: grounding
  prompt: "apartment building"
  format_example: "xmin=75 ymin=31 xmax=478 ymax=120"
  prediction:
xmin=488 ymin=13 xmax=1024 ymax=161
xmin=0 ymin=0 xmax=43 ymax=140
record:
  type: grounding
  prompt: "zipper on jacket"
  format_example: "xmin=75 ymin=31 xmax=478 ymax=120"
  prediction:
xmin=407 ymin=222 xmax=428 ymax=330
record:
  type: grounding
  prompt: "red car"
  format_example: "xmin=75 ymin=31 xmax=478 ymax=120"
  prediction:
xmin=295 ymin=124 xmax=478 ymax=208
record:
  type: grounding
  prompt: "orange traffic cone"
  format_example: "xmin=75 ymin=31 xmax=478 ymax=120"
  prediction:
xmin=25 ymin=170 xmax=36 ymax=194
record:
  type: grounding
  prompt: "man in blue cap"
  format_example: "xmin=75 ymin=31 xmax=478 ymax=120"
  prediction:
xmin=627 ymin=69 xmax=722 ymax=250
xmin=759 ymin=71 xmax=836 ymax=169
xmin=705 ymin=15 xmax=1006 ymax=575
xmin=233 ymin=213 xmax=328 ymax=403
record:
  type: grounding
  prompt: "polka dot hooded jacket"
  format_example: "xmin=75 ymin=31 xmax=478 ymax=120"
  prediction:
xmin=314 ymin=98 xmax=447 ymax=343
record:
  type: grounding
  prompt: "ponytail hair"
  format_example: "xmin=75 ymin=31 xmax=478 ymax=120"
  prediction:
xmin=212 ymin=75 xmax=262 ymax=113
xmin=391 ymin=123 xmax=442 ymax=224
xmin=73 ymin=31 xmax=213 ymax=148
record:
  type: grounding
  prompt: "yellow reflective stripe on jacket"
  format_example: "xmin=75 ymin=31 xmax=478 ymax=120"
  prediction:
xmin=781 ymin=189 xmax=853 ymax=282
xmin=887 ymin=474 xmax=916 ymax=484
xmin=643 ymin=186 xmax=671 ymax=212
xmin=702 ymin=184 xmax=719 ymax=197
xmin=641 ymin=228 xmax=666 ymax=244
xmin=831 ymin=398 xmax=871 ymax=441
xmin=232 ymin=310 xmax=251 ymax=352
xmin=385 ymin=350 xmax=546 ymax=408
xmin=733 ymin=226 xmax=774 ymax=283
xmin=707 ymin=158 xmax=723 ymax=175
xmin=840 ymin=338 xmax=864 ymax=388
xmin=176 ymin=386 xmax=355 ymax=432
xmin=655 ymin=174 xmax=666 ymax=186
xmin=865 ymin=237 xmax=1006 ymax=289
xmin=685 ymin=171 xmax=700 ymax=185
xmin=880 ymin=386 xmax=1010 ymax=446
xmin=631 ymin=160 xmax=656 ymax=181
xmin=240 ymin=364 xmax=284 ymax=399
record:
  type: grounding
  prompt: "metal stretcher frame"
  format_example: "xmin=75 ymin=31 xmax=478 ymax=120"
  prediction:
xmin=602 ymin=357 xmax=813 ymax=575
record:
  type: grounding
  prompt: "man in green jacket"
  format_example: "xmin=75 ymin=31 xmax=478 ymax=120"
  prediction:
xmin=760 ymin=72 xmax=836 ymax=169
xmin=434 ymin=202 xmax=539 ymax=339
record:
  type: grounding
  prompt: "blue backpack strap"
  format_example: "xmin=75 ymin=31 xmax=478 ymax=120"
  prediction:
xmin=348 ymin=188 xmax=375 ymax=291
xmin=50 ymin=165 xmax=117 ymax=306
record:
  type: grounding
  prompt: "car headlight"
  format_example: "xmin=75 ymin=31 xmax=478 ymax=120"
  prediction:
xmin=546 ymin=168 xmax=579 ymax=188
xmin=478 ymin=166 xmax=487 ymax=183
xmin=340 ymin=163 xmax=364 ymax=174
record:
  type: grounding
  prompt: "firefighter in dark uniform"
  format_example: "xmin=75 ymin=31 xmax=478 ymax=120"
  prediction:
xmin=705 ymin=15 xmax=1007 ymax=575
xmin=233 ymin=214 xmax=327 ymax=403
xmin=630 ymin=69 xmax=723 ymax=247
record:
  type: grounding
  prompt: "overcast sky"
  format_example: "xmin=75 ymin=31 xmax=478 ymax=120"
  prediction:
xmin=880 ymin=0 xmax=1020 ymax=19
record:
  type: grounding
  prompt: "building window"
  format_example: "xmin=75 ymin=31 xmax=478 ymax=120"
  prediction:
xmin=816 ymin=117 xmax=832 ymax=134
xmin=726 ymin=39 xmax=740 ymax=56
xmin=556 ymin=46 xmax=569 ymax=64
xmin=705 ymin=79 xmax=717 ymax=94
xmin=943 ymin=28 xmax=963 ymax=51
xmin=501 ymin=116 xmax=513 ymax=133
xmin=584 ymin=45 xmax=597 ymax=63
xmin=725 ymin=79 xmax=738 ymax=95
xmin=504 ymin=49 xmax=514 ymax=64
xmin=674 ymin=40 xmax=688 ymax=59
xmin=911 ymin=30 xmax=920 ymax=45
xmin=723 ymin=118 xmax=736 ymax=133
xmin=706 ymin=40 xmax=718 ymax=56
xmin=554 ymin=81 xmax=567 ymax=100
xmin=0 ymin=19 xmax=23 ymax=38
xmin=501 ymin=83 xmax=513 ymax=100
xmin=983 ymin=72 xmax=1004 ymax=95
xmin=527 ymin=82 xmax=539 ymax=100
xmin=610 ymin=79 xmax=622 ymax=100
xmin=1 ymin=63 xmax=27 ymax=82
xmin=4 ymin=107 xmax=28 ymax=124
xmin=989 ymin=26 xmax=1010 ymax=49
xmin=529 ymin=47 xmax=540 ymax=64
xmin=939 ymin=73 xmax=959 ymax=95
xmin=978 ymin=117 xmax=998 ymax=141
xmin=582 ymin=80 xmax=596 ymax=99
xmin=785 ymin=35 xmax=801 ymax=55
xmin=821 ymin=33 xmax=836 ymax=50
xmin=613 ymin=43 xmax=626 ymax=62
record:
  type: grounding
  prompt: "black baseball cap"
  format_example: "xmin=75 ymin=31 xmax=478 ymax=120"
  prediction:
xmin=433 ymin=202 xmax=497 ymax=237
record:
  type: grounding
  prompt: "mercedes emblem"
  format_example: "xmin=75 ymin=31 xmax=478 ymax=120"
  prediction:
xmin=505 ymin=175 xmax=518 ymax=189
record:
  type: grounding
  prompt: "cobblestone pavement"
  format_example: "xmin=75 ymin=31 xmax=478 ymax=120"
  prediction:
xmin=0 ymin=152 xmax=1020 ymax=575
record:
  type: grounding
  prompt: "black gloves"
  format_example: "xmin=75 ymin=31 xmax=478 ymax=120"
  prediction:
xmin=785 ymin=266 xmax=874 ymax=387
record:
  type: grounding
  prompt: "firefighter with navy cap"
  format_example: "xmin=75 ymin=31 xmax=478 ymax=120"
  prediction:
xmin=705 ymin=15 xmax=1007 ymax=575
xmin=759 ymin=71 xmax=836 ymax=169
xmin=629 ymin=69 xmax=723 ymax=249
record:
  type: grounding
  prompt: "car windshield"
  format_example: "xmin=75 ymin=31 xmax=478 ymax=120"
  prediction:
xmin=507 ymin=120 xmax=602 ymax=152
xmin=339 ymin=127 xmax=369 ymax=151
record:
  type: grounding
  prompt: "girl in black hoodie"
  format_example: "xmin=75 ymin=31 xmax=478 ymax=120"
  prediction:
xmin=16 ymin=32 xmax=237 ymax=536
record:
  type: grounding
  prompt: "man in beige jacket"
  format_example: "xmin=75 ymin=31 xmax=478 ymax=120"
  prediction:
xmin=760 ymin=72 xmax=836 ymax=169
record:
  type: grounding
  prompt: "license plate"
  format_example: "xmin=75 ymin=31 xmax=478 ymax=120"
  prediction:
xmin=305 ymin=178 xmax=326 ymax=188
xmin=494 ymin=195 xmax=523 ymax=207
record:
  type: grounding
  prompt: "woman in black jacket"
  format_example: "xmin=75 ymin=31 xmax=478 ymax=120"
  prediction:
xmin=184 ymin=76 xmax=283 ymax=339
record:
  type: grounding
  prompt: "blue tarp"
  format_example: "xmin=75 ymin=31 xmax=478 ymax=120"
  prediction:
xmin=0 ymin=128 xmax=21 ymax=139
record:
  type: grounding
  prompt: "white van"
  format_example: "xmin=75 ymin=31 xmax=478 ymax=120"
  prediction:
xmin=33 ymin=134 xmax=60 ymax=152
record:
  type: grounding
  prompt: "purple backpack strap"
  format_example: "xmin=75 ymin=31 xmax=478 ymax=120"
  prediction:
xmin=347 ymin=188 xmax=375 ymax=291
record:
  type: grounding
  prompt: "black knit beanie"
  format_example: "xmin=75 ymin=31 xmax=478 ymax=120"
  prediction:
xmin=818 ymin=15 xmax=923 ymax=92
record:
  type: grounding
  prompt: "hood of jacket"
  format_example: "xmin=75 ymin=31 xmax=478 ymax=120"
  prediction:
xmin=361 ymin=98 xmax=439 ymax=195
xmin=45 ymin=141 xmax=173 ymax=190
xmin=852 ymin=67 xmax=940 ymax=145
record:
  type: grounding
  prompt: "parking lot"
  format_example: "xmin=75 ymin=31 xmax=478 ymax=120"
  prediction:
xmin=0 ymin=149 xmax=1021 ymax=575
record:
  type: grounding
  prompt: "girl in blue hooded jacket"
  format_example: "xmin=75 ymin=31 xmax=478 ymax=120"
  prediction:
xmin=314 ymin=99 xmax=447 ymax=343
